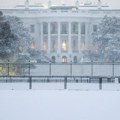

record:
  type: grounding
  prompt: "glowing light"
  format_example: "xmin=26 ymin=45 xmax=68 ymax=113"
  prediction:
xmin=43 ymin=40 xmax=47 ymax=51
xmin=62 ymin=56 xmax=67 ymax=63
xmin=80 ymin=40 xmax=85 ymax=51
xmin=31 ymin=41 xmax=35 ymax=49
xmin=62 ymin=40 xmax=67 ymax=51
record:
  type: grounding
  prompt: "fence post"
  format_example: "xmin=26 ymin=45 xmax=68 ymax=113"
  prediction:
xmin=99 ymin=77 xmax=102 ymax=90
xmin=29 ymin=76 xmax=32 ymax=89
xmin=8 ymin=60 xmax=9 ymax=76
xmin=112 ymin=61 xmax=114 ymax=77
xmin=64 ymin=76 xmax=67 ymax=89
xmin=49 ymin=63 xmax=51 ymax=76
xmin=70 ymin=63 xmax=72 ymax=76
xmin=91 ymin=60 xmax=93 ymax=76
xmin=28 ymin=60 xmax=30 ymax=76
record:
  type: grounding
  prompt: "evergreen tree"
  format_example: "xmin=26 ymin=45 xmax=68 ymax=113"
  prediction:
xmin=92 ymin=16 xmax=120 ymax=62
xmin=0 ymin=11 xmax=31 ymax=60
xmin=0 ymin=11 xmax=17 ymax=59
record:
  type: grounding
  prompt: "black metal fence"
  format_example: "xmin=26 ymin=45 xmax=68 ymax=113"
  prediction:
xmin=0 ymin=62 xmax=120 ymax=90
xmin=0 ymin=75 xmax=120 ymax=90
xmin=0 ymin=62 xmax=120 ymax=76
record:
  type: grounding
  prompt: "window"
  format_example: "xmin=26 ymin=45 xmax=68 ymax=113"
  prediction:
xmin=51 ymin=22 xmax=58 ymax=34
xmin=72 ymin=39 xmax=78 ymax=52
xmin=61 ymin=40 xmax=67 ymax=52
xmin=61 ymin=22 xmax=68 ymax=34
xmin=71 ymin=22 xmax=78 ymax=34
xmin=81 ymin=23 xmax=85 ymax=34
xmin=93 ymin=25 xmax=98 ymax=32
xmin=30 ymin=24 xmax=35 ymax=33
xmin=80 ymin=36 xmax=85 ymax=51
xmin=51 ymin=39 xmax=56 ymax=52
xmin=43 ymin=22 xmax=48 ymax=34
xmin=73 ymin=56 xmax=77 ymax=63
xmin=51 ymin=56 xmax=56 ymax=63
xmin=62 ymin=56 xmax=67 ymax=63
xmin=43 ymin=40 xmax=48 ymax=51
xmin=30 ymin=41 xmax=35 ymax=49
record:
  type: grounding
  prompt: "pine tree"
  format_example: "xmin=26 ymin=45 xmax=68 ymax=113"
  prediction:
xmin=92 ymin=16 xmax=120 ymax=62
xmin=0 ymin=11 xmax=31 ymax=60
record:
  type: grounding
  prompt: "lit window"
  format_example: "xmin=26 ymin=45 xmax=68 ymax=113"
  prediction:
xmin=80 ymin=36 xmax=85 ymax=51
xmin=30 ymin=41 xmax=35 ymax=49
xmin=43 ymin=40 xmax=47 ymax=51
xmin=62 ymin=40 xmax=67 ymax=51
xmin=62 ymin=56 xmax=67 ymax=63
xmin=80 ymin=40 xmax=85 ymax=51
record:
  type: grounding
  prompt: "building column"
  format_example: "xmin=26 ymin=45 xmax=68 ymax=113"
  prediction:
xmin=40 ymin=22 xmax=43 ymax=50
xmin=85 ymin=22 xmax=89 ymax=50
xmin=35 ymin=22 xmax=41 ymax=51
xmin=78 ymin=22 xmax=81 ymax=53
xmin=48 ymin=22 xmax=51 ymax=53
xmin=57 ymin=22 xmax=61 ymax=53
xmin=68 ymin=22 xmax=72 ymax=55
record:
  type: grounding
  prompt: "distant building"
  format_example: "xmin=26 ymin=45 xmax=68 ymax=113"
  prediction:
xmin=1 ymin=0 xmax=120 ymax=63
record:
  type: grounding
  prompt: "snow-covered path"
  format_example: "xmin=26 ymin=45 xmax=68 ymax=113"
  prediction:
xmin=0 ymin=90 xmax=120 ymax=120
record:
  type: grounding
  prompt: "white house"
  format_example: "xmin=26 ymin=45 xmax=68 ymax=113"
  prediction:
xmin=1 ymin=0 xmax=120 ymax=63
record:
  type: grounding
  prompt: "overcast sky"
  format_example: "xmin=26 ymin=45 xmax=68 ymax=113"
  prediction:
xmin=0 ymin=0 xmax=119 ymax=8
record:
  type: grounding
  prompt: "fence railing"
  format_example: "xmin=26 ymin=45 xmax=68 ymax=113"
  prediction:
xmin=0 ymin=62 xmax=120 ymax=90
xmin=0 ymin=62 xmax=120 ymax=77
xmin=0 ymin=75 xmax=120 ymax=90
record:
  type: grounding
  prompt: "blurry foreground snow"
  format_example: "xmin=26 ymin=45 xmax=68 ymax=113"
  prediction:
xmin=0 ymin=90 xmax=120 ymax=120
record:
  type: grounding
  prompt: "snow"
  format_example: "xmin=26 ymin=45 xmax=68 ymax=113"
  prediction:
xmin=0 ymin=90 xmax=120 ymax=120
xmin=0 ymin=82 xmax=120 ymax=90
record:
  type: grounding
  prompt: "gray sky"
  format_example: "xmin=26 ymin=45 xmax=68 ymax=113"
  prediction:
xmin=0 ymin=0 xmax=119 ymax=8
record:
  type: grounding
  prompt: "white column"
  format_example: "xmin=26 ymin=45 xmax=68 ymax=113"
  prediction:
xmin=40 ymin=23 xmax=43 ymax=50
xmin=89 ymin=23 xmax=93 ymax=49
xmin=58 ymin=22 xmax=61 ymax=53
xmin=78 ymin=22 xmax=81 ymax=53
xmin=87 ymin=22 xmax=92 ymax=49
xmin=48 ymin=22 xmax=51 ymax=53
xmin=36 ymin=22 xmax=41 ymax=50
xmin=85 ymin=22 xmax=88 ymax=50
xmin=68 ymin=22 xmax=72 ymax=54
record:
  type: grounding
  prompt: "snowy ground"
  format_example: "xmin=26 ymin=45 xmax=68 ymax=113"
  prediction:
xmin=0 ymin=82 xmax=120 ymax=90
xmin=0 ymin=90 xmax=120 ymax=120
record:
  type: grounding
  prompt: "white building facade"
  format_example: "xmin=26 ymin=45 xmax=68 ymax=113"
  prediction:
xmin=1 ymin=0 xmax=120 ymax=63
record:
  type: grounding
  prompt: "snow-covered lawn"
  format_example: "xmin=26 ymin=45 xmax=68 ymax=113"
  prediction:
xmin=0 ymin=90 xmax=120 ymax=120
xmin=0 ymin=82 xmax=120 ymax=90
